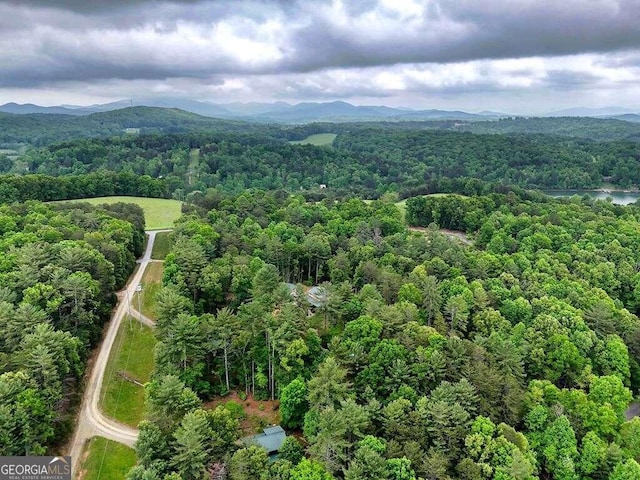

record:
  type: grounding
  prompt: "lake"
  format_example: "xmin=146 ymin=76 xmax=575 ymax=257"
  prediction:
xmin=543 ymin=189 xmax=640 ymax=205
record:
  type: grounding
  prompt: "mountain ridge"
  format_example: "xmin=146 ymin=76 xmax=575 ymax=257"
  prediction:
xmin=0 ymin=99 xmax=504 ymax=122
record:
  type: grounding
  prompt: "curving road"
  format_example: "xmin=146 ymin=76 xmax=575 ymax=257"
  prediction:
xmin=68 ymin=230 xmax=167 ymax=477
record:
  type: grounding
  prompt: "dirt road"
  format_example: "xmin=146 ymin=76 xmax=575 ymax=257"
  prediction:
xmin=68 ymin=230 xmax=166 ymax=477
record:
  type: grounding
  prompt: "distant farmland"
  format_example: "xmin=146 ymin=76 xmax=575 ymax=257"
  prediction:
xmin=56 ymin=196 xmax=182 ymax=230
xmin=289 ymin=133 xmax=337 ymax=146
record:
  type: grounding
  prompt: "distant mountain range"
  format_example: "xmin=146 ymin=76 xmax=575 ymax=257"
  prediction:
xmin=0 ymin=99 xmax=509 ymax=123
xmin=3 ymin=99 xmax=639 ymax=123
xmin=546 ymin=106 xmax=638 ymax=117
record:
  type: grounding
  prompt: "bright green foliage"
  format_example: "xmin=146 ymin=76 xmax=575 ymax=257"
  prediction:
xmin=578 ymin=431 xmax=609 ymax=477
xmin=280 ymin=378 xmax=309 ymax=428
xmin=609 ymin=459 xmax=640 ymax=480
xmin=386 ymin=458 xmax=417 ymax=480
xmin=619 ymin=417 xmax=640 ymax=460
xmin=289 ymin=459 xmax=334 ymax=480
xmin=462 ymin=416 xmax=537 ymax=480
xmin=541 ymin=416 xmax=579 ymax=480
xmin=595 ymin=336 xmax=631 ymax=384
xmin=398 ymin=283 xmax=422 ymax=306
xmin=342 ymin=315 xmax=383 ymax=350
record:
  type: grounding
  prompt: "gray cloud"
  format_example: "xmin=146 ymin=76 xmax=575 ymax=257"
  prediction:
xmin=543 ymin=70 xmax=605 ymax=90
xmin=284 ymin=0 xmax=640 ymax=72
xmin=1 ymin=0 xmax=640 ymax=111
xmin=1 ymin=0 xmax=203 ymax=13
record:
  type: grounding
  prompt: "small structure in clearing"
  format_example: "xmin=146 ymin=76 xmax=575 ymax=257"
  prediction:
xmin=244 ymin=425 xmax=287 ymax=456
xmin=284 ymin=283 xmax=328 ymax=315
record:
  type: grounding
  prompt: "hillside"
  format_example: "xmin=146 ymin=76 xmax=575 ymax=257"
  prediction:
xmin=461 ymin=116 xmax=640 ymax=141
xmin=0 ymin=106 xmax=276 ymax=147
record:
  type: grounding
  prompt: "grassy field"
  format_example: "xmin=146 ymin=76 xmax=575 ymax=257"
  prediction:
xmin=151 ymin=231 xmax=173 ymax=260
xmin=132 ymin=262 xmax=164 ymax=320
xmin=57 ymin=196 xmax=182 ymax=230
xmin=100 ymin=319 xmax=156 ymax=427
xmin=289 ymin=133 xmax=337 ymax=146
xmin=79 ymin=436 xmax=136 ymax=480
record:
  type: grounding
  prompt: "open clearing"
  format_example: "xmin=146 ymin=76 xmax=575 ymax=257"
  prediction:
xmin=289 ymin=133 xmax=337 ymax=146
xmin=132 ymin=261 xmax=164 ymax=320
xmin=409 ymin=226 xmax=473 ymax=245
xmin=78 ymin=436 xmax=136 ymax=480
xmin=100 ymin=319 xmax=156 ymax=427
xmin=0 ymin=148 xmax=19 ymax=160
xmin=205 ymin=391 xmax=280 ymax=436
xmin=151 ymin=231 xmax=173 ymax=260
xmin=57 ymin=196 xmax=182 ymax=230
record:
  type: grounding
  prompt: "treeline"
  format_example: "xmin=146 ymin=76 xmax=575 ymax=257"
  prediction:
xmin=3 ymin=106 xmax=640 ymax=148
xmin=129 ymin=191 xmax=640 ymax=479
xmin=334 ymin=129 xmax=640 ymax=189
xmin=461 ymin=116 xmax=640 ymax=142
xmin=0 ymin=171 xmax=168 ymax=203
xmin=14 ymin=128 xmax=640 ymax=200
xmin=0 ymin=201 xmax=145 ymax=454
xmin=0 ymin=107 xmax=285 ymax=147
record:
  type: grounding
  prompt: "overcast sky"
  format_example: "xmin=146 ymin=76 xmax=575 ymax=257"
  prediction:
xmin=2 ymin=0 xmax=640 ymax=113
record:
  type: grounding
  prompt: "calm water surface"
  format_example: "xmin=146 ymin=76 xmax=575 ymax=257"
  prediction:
xmin=543 ymin=190 xmax=640 ymax=205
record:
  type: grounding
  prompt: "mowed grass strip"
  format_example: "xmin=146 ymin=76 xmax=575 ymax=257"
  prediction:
xmin=100 ymin=319 xmax=156 ymax=427
xmin=57 ymin=196 xmax=182 ymax=230
xmin=79 ymin=436 xmax=136 ymax=480
xmin=132 ymin=261 xmax=164 ymax=320
xmin=151 ymin=231 xmax=173 ymax=260
xmin=289 ymin=133 xmax=337 ymax=146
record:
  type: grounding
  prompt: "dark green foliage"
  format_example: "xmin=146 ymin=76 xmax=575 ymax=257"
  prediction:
xmin=0 ymin=172 xmax=168 ymax=203
xmin=8 ymin=116 xmax=640 ymax=205
xmin=279 ymin=436 xmax=304 ymax=465
xmin=0 ymin=201 xmax=142 ymax=454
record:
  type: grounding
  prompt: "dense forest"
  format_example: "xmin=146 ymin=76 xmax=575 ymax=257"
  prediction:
xmin=0 ymin=201 xmax=144 ymax=454
xmin=127 ymin=191 xmax=640 ymax=480
xmin=2 ymin=107 xmax=640 ymax=148
xmin=461 ymin=117 xmax=640 ymax=142
xmin=5 ymin=127 xmax=640 ymax=202
xmin=0 ymin=107 xmax=281 ymax=147
xmin=0 ymin=107 xmax=639 ymax=479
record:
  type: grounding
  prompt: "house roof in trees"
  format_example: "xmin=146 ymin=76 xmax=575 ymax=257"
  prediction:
xmin=283 ymin=283 xmax=328 ymax=308
xmin=307 ymin=286 xmax=327 ymax=307
xmin=245 ymin=425 xmax=286 ymax=454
